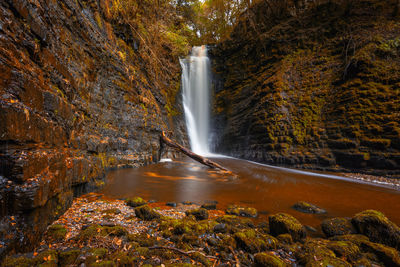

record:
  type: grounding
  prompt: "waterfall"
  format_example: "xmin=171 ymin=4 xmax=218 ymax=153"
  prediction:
xmin=180 ymin=46 xmax=211 ymax=156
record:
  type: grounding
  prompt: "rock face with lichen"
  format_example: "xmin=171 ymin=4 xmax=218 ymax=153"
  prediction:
xmin=0 ymin=0 xmax=187 ymax=255
xmin=210 ymin=0 xmax=400 ymax=176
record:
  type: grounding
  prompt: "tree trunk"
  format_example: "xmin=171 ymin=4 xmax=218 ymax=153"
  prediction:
xmin=160 ymin=131 xmax=233 ymax=175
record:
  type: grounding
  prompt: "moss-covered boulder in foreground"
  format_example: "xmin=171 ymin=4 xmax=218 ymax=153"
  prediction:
xmin=361 ymin=241 xmax=400 ymax=266
xmin=46 ymin=224 xmax=67 ymax=242
xmin=322 ymin=217 xmax=355 ymax=237
xmin=254 ymin=252 xmax=286 ymax=267
xmin=297 ymin=239 xmax=351 ymax=267
xmin=269 ymin=213 xmax=306 ymax=241
xmin=134 ymin=205 xmax=161 ymax=221
xmin=125 ymin=196 xmax=147 ymax=208
xmin=234 ymin=229 xmax=278 ymax=253
xmin=351 ymin=210 xmax=400 ymax=249
xmin=185 ymin=208 xmax=209 ymax=220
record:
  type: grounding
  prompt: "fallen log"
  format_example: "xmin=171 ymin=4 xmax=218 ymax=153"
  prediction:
xmin=160 ymin=131 xmax=232 ymax=174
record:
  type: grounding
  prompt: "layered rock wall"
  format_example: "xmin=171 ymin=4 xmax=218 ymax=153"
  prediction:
xmin=0 ymin=0 xmax=186 ymax=254
xmin=211 ymin=0 xmax=400 ymax=176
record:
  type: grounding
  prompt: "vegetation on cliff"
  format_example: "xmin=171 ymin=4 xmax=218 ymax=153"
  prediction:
xmin=211 ymin=0 xmax=400 ymax=175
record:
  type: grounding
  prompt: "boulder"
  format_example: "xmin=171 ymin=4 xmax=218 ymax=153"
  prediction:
xmin=321 ymin=217 xmax=355 ymax=237
xmin=351 ymin=210 xmax=400 ymax=249
xmin=234 ymin=229 xmax=277 ymax=253
xmin=125 ymin=197 xmax=147 ymax=208
xmin=226 ymin=205 xmax=257 ymax=217
xmin=134 ymin=205 xmax=160 ymax=221
xmin=361 ymin=241 xmax=400 ymax=266
xmin=185 ymin=208 xmax=209 ymax=220
xmin=269 ymin=213 xmax=306 ymax=241
xmin=254 ymin=252 xmax=286 ymax=267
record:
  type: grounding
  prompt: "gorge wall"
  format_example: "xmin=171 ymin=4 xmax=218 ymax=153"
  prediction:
xmin=0 ymin=0 xmax=187 ymax=255
xmin=211 ymin=0 xmax=400 ymax=177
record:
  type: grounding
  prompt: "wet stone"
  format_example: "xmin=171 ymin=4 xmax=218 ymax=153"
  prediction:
xmin=213 ymin=223 xmax=227 ymax=233
xmin=166 ymin=202 xmax=177 ymax=207
xmin=226 ymin=205 xmax=258 ymax=218
xmin=201 ymin=203 xmax=217 ymax=210
xmin=185 ymin=208 xmax=209 ymax=220
xmin=292 ymin=201 xmax=327 ymax=214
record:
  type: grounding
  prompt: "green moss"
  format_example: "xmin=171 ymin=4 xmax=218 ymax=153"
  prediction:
xmin=111 ymin=252 xmax=134 ymax=265
xmin=134 ymin=205 xmax=161 ymax=220
xmin=46 ymin=224 xmax=67 ymax=241
xmin=58 ymin=249 xmax=81 ymax=266
xmin=269 ymin=213 xmax=306 ymax=241
xmin=35 ymin=250 xmax=58 ymax=266
xmin=91 ymin=248 xmax=109 ymax=258
xmin=90 ymin=260 xmax=116 ymax=267
xmin=226 ymin=205 xmax=258 ymax=217
xmin=254 ymin=252 xmax=286 ymax=267
xmin=277 ymin=233 xmax=293 ymax=244
xmin=234 ymin=229 xmax=277 ymax=253
xmin=321 ymin=217 xmax=355 ymax=237
xmin=327 ymin=241 xmax=361 ymax=262
xmin=103 ymin=225 xmax=128 ymax=236
xmin=185 ymin=208 xmax=209 ymax=220
xmin=298 ymin=239 xmax=351 ymax=267
xmin=2 ymin=256 xmax=35 ymax=267
xmin=361 ymin=241 xmax=400 ymax=266
xmin=125 ymin=196 xmax=147 ymax=207
xmin=78 ymin=224 xmax=106 ymax=240
xmin=351 ymin=210 xmax=400 ymax=249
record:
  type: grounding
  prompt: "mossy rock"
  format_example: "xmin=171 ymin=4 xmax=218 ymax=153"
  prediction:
xmin=254 ymin=252 xmax=287 ymax=267
xmin=234 ymin=229 xmax=277 ymax=253
xmin=103 ymin=225 xmax=128 ymax=236
xmin=125 ymin=196 xmax=147 ymax=207
xmin=329 ymin=234 xmax=370 ymax=246
xmin=35 ymin=250 xmax=59 ymax=266
xmin=90 ymin=260 xmax=116 ymax=267
xmin=58 ymin=249 xmax=81 ymax=266
xmin=134 ymin=205 xmax=161 ymax=220
xmin=78 ymin=225 xmax=106 ymax=240
xmin=326 ymin=241 xmax=361 ymax=262
xmin=110 ymin=252 xmax=134 ymax=265
xmin=269 ymin=213 xmax=306 ymax=241
xmin=46 ymin=224 xmax=67 ymax=241
xmin=185 ymin=208 xmax=209 ymax=220
xmin=277 ymin=233 xmax=293 ymax=244
xmin=128 ymin=233 xmax=159 ymax=247
xmin=226 ymin=205 xmax=258 ymax=217
xmin=201 ymin=203 xmax=217 ymax=210
xmin=292 ymin=201 xmax=326 ymax=214
xmin=361 ymin=241 xmax=400 ymax=266
xmin=2 ymin=255 xmax=35 ymax=267
xmin=297 ymin=239 xmax=351 ymax=267
xmin=351 ymin=210 xmax=400 ymax=249
xmin=321 ymin=217 xmax=355 ymax=237
xmin=216 ymin=215 xmax=255 ymax=230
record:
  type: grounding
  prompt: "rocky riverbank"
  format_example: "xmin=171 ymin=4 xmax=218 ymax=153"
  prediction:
xmin=3 ymin=194 xmax=399 ymax=266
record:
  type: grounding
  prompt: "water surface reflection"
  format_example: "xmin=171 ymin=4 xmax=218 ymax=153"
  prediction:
xmin=102 ymin=158 xmax=400 ymax=228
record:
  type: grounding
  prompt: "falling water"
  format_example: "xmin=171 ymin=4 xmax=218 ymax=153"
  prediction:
xmin=180 ymin=46 xmax=211 ymax=155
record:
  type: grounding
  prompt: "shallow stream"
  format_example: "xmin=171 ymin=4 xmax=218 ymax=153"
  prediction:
xmin=102 ymin=157 xmax=400 ymax=230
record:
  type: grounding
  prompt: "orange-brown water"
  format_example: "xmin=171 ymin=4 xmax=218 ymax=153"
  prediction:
xmin=102 ymin=157 xmax=400 ymax=231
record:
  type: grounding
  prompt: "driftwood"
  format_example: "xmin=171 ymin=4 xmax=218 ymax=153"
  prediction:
xmin=160 ymin=131 xmax=232 ymax=174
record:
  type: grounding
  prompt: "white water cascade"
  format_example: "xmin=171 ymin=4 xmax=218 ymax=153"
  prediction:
xmin=180 ymin=46 xmax=211 ymax=156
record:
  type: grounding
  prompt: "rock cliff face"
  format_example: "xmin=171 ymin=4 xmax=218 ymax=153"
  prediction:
xmin=0 ymin=0 xmax=186 ymax=254
xmin=211 ymin=0 xmax=400 ymax=176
